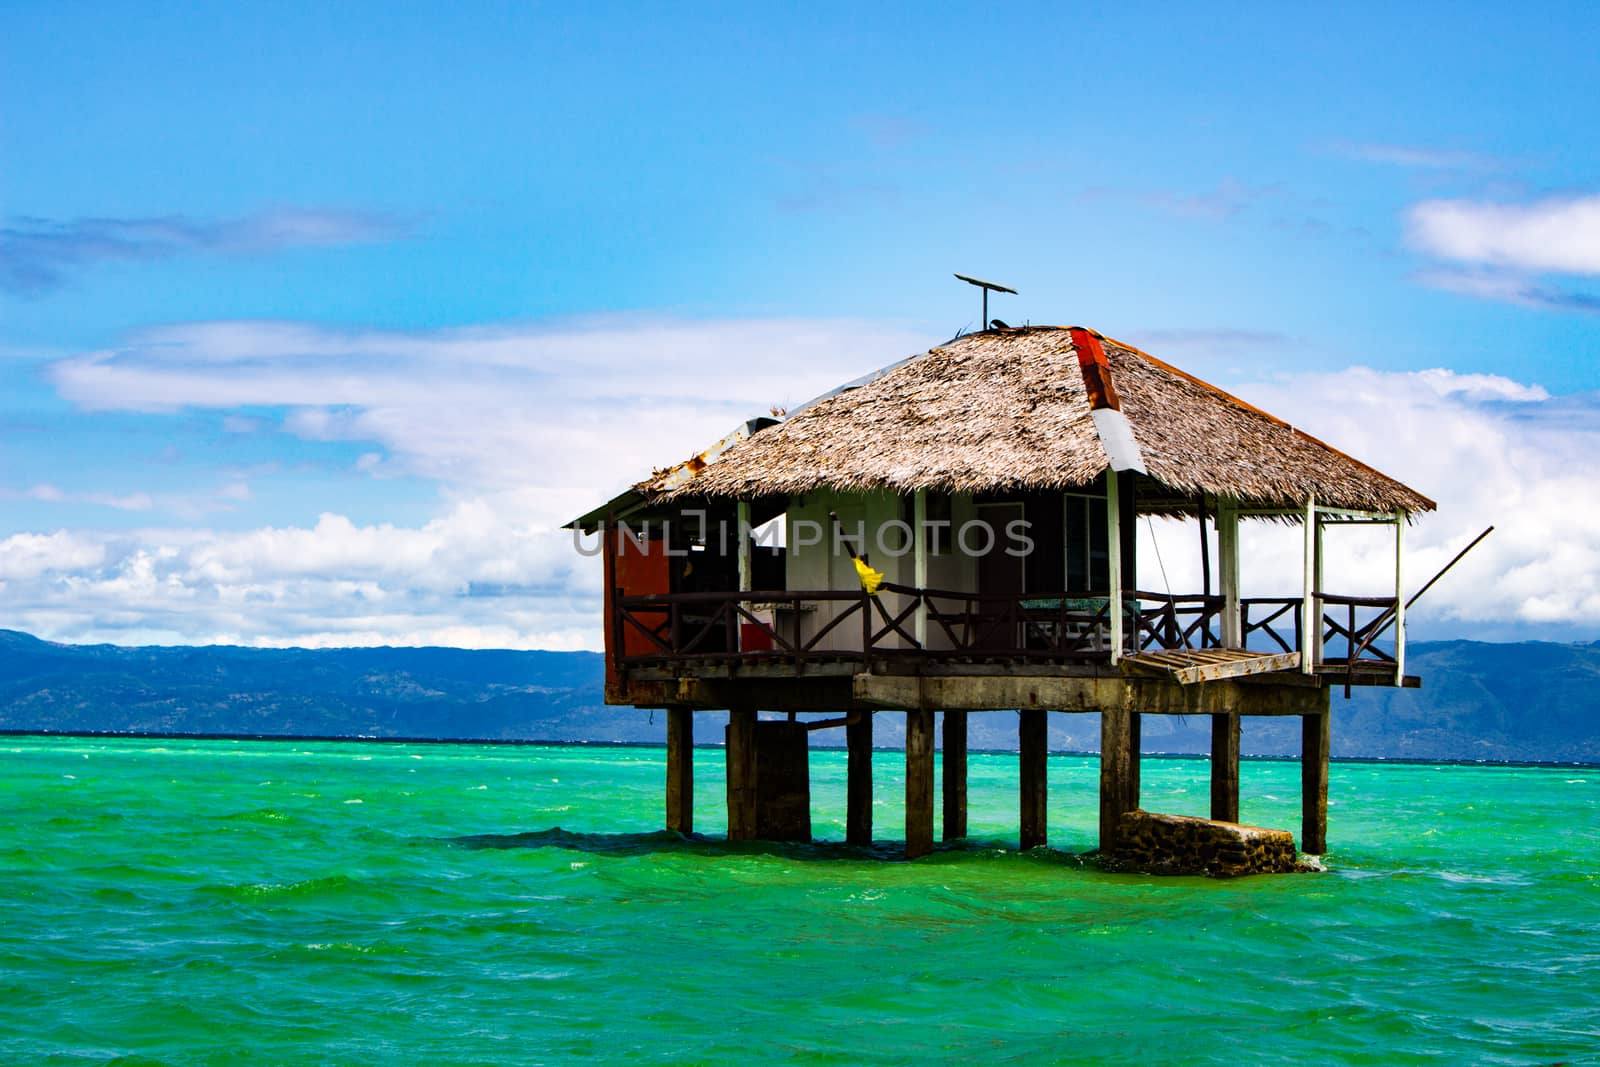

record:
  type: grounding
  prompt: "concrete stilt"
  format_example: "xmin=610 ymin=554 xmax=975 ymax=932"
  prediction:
xmin=753 ymin=721 xmax=811 ymax=841
xmin=846 ymin=711 xmax=873 ymax=846
xmin=905 ymin=709 xmax=935 ymax=859
xmin=942 ymin=711 xmax=968 ymax=841
xmin=725 ymin=707 xmax=757 ymax=841
xmin=665 ymin=706 xmax=693 ymax=834
xmin=1099 ymin=707 xmax=1139 ymax=852
xmin=1301 ymin=710 xmax=1330 ymax=853
xmin=1019 ymin=709 xmax=1048 ymax=850
xmin=1210 ymin=712 xmax=1240 ymax=823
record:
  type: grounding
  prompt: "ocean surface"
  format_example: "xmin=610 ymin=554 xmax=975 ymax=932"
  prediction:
xmin=2 ymin=736 xmax=1596 ymax=1065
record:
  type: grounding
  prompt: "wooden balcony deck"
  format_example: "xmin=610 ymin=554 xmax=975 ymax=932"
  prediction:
xmin=609 ymin=584 xmax=1419 ymax=701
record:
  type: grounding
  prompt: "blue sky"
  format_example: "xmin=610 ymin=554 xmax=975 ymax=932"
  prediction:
xmin=2 ymin=3 xmax=1598 ymax=647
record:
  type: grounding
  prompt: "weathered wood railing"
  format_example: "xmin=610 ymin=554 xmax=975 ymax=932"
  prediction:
xmin=1316 ymin=592 xmax=1400 ymax=666
xmin=613 ymin=586 xmax=1401 ymax=673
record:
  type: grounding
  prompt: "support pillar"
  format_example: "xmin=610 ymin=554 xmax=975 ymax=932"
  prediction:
xmin=1099 ymin=707 xmax=1139 ymax=852
xmin=666 ymin=706 xmax=693 ymax=834
xmin=753 ymin=721 xmax=811 ymax=841
xmin=1129 ymin=711 xmax=1141 ymax=802
xmin=846 ymin=711 xmax=873 ymax=846
xmin=1301 ymin=710 xmax=1330 ymax=853
xmin=942 ymin=711 xmax=968 ymax=841
xmin=905 ymin=709 xmax=935 ymax=859
xmin=1019 ymin=709 xmax=1048 ymax=850
xmin=725 ymin=708 xmax=757 ymax=841
xmin=1210 ymin=712 xmax=1240 ymax=823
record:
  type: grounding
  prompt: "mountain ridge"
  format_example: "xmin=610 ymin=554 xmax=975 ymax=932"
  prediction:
xmin=1 ymin=630 xmax=1596 ymax=762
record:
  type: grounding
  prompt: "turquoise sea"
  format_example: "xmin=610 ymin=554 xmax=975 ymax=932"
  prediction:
xmin=2 ymin=735 xmax=1597 ymax=1065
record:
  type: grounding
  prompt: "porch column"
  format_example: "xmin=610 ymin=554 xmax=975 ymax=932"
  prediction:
xmin=1301 ymin=709 xmax=1330 ymax=853
xmin=725 ymin=707 xmax=757 ymax=840
xmin=1218 ymin=499 xmax=1241 ymax=648
xmin=1210 ymin=712 xmax=1240 ymax=823
xmin=905 ymin=709 xmax=935 ymax=859
xmin=736 ymin=500 xmax=752 ymax=592
xmin=1098 ymin=705 xmax=1139 ymax=852
xmin=1312 ymin=512 xmax=1326 ymax=667
xmin=666 ymin=706 xmax=694 ymax=834
xmin=1393 ymin=511 xmax=1406 ymax=685
xmin=913 ymin=489 xmax=928 ymax=649
xmin=942 ymin=710 xmax=968 ymax=841
xmin=846 ymin=711 xmax=873 ymax=846
xmin=1301 ymin=495 xmax=1316 ymax=674
xmin=1106 ymin=472 xmax=1124 ymax=663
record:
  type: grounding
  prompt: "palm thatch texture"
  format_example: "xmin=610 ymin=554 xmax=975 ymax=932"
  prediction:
xmin=636 ymin=326 xmax=1431 ymax=516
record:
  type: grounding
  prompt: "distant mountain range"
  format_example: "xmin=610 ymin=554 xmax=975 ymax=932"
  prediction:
xmin=1 ymin=629 xmax=1596 ymax=763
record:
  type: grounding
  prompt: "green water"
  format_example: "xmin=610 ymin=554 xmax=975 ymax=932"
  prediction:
xmin=1 ymin=737 xmax=1597 ymax=1065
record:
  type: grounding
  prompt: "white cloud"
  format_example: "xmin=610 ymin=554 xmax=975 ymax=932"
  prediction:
xmin=1229 ymin=367 xmax=1600 ymax=628
xmin=50 ymin=315 xmax=933 ymax=492
xmin=1324 ymin=141 xmax=1502 ymax=171
xmin=12 ymin=318 xmax=1600 ymax=648
xmin=1406 ymin=194 xmax=1600 ymax=275
xmin=0 ymin=531 xmax=107 ymax=580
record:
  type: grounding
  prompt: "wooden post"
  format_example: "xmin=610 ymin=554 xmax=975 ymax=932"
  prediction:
xmin=1098 ymin=706 xmax=1137 ymax=852
xmin=942 ymin=710 xmax=968 ymax=841
xmin=1218 ymin=498 xmax=1241 ymax=648
xmin=1210 ymin=712 xmax=1240 ymax=823
xmin=846 ymin=711 xmax=873 ymax=846
xmin=905 ymin=709 xmax=935 ymax=859
xmin=666 ymin=706 xmax=694 ymax=834
xmin=725 ymin=707 xmax=757 ymax=840
xmin=1393 ymin=511 xmax=1406 ymax=685
xmin=913 ymin=489 xmax=928 ymax=649
xmin=1312 ymin=512 xmax=1326 ymax=668
xmin=1019 ymin=709 xmax=1048 ymax=850
xmin=736 ymin=500 xmax=752 ymax=593
xmin=1106 ymin=472 xmax=1124 ymax=663
xmin=1301 ymin=495 xmax=1317 ymax=674
xmin=1301 ymin=710 xmax=1330 ymax=853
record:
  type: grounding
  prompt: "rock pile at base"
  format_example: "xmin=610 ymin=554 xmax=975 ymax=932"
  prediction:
xmin=1106 ymin=809 xmax=1314 ymax=877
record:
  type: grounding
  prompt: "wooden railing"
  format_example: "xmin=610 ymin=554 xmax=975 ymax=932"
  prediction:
xmin=613 ymin=586 xmax=1402 ymax=674
xmin=1241 ymin=597 xmax=1302 ymax=654
xmin=1316 ymin=592 xmax=1400 ymax=667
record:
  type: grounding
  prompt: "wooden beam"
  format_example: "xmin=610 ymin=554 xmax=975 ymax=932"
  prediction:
xmin=942 ymin=710 xmax=968 ymax=841
xmin=1121 ymin=649 xmax=1301 ymax=684
xmin=725 ymin=707 xmax=757 ymax=840
xmin=1301 ymin=711 xmax=1330 ymax=853
xmin=666 ymin=706 xmax=693 ymax=834
xmin=1210 ymin=712 xmax=1240 ymax=823
xmin=1019 ymin=709 xmax=1048 ymax=850
xmin=846 ymin=710 xmax=873 ymax=846
xmin=905 ymin=709 xmax=935 ymax=859
xmin=1218 ymin=498 xmax=1241 ymax=648
xmin=1098 ymin=706 xmax=1137 ymax=852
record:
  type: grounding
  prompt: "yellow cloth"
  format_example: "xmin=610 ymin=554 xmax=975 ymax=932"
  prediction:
xmin=852 ymin=556 xmax=883 ymax=595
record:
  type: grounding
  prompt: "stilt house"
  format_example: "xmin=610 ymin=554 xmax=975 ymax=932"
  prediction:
xmin=568 ymin=325 xmax=1434 ymax=861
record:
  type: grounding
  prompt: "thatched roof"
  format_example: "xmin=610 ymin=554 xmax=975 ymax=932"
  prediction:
xmin=635 ymin=326 xmax=1434 ymax=516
